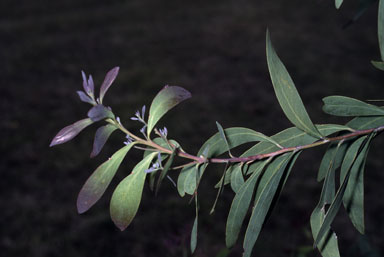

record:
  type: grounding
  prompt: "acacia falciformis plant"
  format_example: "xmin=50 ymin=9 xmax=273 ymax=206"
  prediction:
xmin=50 ymin=1 xmax=384 ymax=256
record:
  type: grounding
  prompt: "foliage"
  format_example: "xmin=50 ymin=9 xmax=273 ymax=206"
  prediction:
xmin=50 ymin=1 xmax=384 ymax=256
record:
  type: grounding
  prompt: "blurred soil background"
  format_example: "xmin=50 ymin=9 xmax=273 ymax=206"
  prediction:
xmin=1 ymin=0 xmax=384 ymax=256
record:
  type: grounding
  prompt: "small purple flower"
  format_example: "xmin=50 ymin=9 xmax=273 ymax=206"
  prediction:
xmin=124 ymin=134 xmax=134 ymax=145
xmin=145 ymin=152 xmax=163 ymax=173
xmin=131 ymin=105 xmax=147 ymax=123
xmin=159 ymin=127 xmax=168 ymax=138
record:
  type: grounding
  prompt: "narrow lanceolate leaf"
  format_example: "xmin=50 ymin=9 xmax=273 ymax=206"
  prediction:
xmin=50 ymin=118 xmax=93 ymax=147
xmin=210 ymin=163 xmax=229 ymax=214
xmin=341 ymin=134 xmax=374 ymax=234
xmin=177 ymin=164 xmax=195 ymax=197
xmin=147 ymin=86 xmax=191 ymax=136
xmin=226 ymin=161 xmax=268 ymax=248
xmin=379 ymin=0 xmax=384 ymax=60
xmin=77 ymin=143 xmax=135 ymax=214
xmin=184 ymin=163 xmax=208 ymax=195
xmin=311 ymin=144 xmax=340 ymax=257
xmin=191 ymin=216 xmax=198 ymax=253
xmin=347 ymin=115 xmax=384 ymax=130
xmin=155 ymin=148 xmax=177 ymax=195
xmin=216 ymin=121 xmax=233 ymax=157
xmin=90 ymin=124 xmax=118 ymax=158
xmin=243 ymin=153 xmax=294 ymax=257
xmin=87 ymin=104 xmax=115 ymax=122
xmin=318 ymin=140 xmax=350 ymax=181
xmin=314 ymin=137 xmax=368 ymax=247
xmin=335 ymin=0 xmax=344 ymax=9
xmin=198 ymin=127 xmax=282 ymax=158
xmin=266 ymin=30 xmax=322 ymax=139
xmin=110 ymin=152 xmax=157 ymax=231
xmin=99 ymin=67 xmax=119 ymax=103
xmin=230 ymin=164 xmax=245 ymax=193
xmin=371 ymin=61 xmax=384 ymax=71
xmin=323 ymin=96 xmax=384 ymax=116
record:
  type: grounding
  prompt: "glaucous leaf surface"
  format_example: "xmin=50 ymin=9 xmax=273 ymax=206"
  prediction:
xmin=311 ymin=145 xmax=340 ymax=257
xmin=184 ymin=163 xmax=208 ymax=195
xmin=323 ymin=96 xmax=384 ymax=116
xmin=243 ymin=153 xmax=294 ymax=257
xmin=314 ymin=136 xmax=368 ymax=247
xmin=318 ymin=141 xmax=350 ymax=181
xmin=244 ymin=124 xmax=352 ymax=175
xmin=347 ymin=115 xmax=384 ymax=130
xmin=177 ymin=164 xmax=195 ymax=197
xmin=371 ymin=61 xmax=384 ymax=71
xmin=266 ymin=30 xmax=322 ymax=139
xmin=99 ymin=67 xmax=119 ymax=104
xmin=341 ymin=134 xmax=374 ymax=234
xmin=336 ymin=0 xmax=344 ymax=9
xmin=198 ymin=127 xmax=282 ymax=158
xmin=225 ymin=161 xmax=268 ymax=248
xmin=50 ymin=118 xmax=94 ymax=147
xmin=147 ymin=86 xmax=191 ymax=136
xmin=230 ymin=164 xmax=245 ymax=193
xmin=77 ymin=91 xmax=96 ymax=105
xmin=77 ymin=143 xmax=135 ymax=214
xmin=90 ymin=124 xmax=118 ymax=158
xmin=155 ymin=148 xmax=177 ymax=195
xmin=191 ymin=216 xmax=198 ymax=253
xmin=110 ymin=152 xmax=157 ymax=231
xmin=87 ymin=104 xmax=115 ymax=122
xmin=379 ymin=0 xmax=384 ymax=60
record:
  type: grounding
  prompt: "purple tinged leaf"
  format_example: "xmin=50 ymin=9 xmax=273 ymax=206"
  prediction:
xmin=88 ymin=75 xmax=94 ymax=95
xmin=99 ymin=67 xmax=120 ymax=103
xmin=50 ymin=118 xmax=94 ymax=147
xmin=147 ymin=86 xmax=192 ymax=136
xmin=77 ymin=144 xmax=135 ymax=214
xmin=87 ymin=104 xmax=114 ymax=122
xmin=90 ymin=124 xmax=118 ymax=158
xmin=77 ymin=91 xmax=96 ymax=105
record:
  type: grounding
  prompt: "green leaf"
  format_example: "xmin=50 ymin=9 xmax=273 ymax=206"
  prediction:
xmin=314 ymin=136 xmax=368 ymax=247
xmin=147 ymin=86 xmax=191 ymax=137
xmin=50 ymin=118 xmax=94 ymax=147
xmin=371 ymin=61 xmax=384 ymax=71
xmin=318 ymin=140 xmax=350 ymax=181
xmin=155 ymin=148 xmax=177 ymax=195
xmin=311 ymin=145 xmax=340 ymax=257
xmin=216 ymin=121 xmax=234 ymax=157
xmin=77 ymin=143 xmax=135 ymax=214
xmin=191 ymin=216 xmax=198 ymax=253
xmin=347 ymin=115 xmax=384 ymax=130
xmin=230 ymin=164 xmax=245 ymax=193
xmin=110 ymin=152 xmax=157 ymax=231
xmin=225 ymin=161 xmax=268 ymax=248
xmin=90 ymin=124 xmax=118 ymax=158
xmin=341 ymin=134 xmax=374 ymax=234
xmin=244 ymin=124 xmax=352 ymax=175
xmin=335 ymin=0 xmax=343 ymax=9
xmin=323 ymin=96 xmax=384 ymax=116
xmin=266 ymin=30 xmax=322 ymax=139
xmin=379 ymin=0 xmax=384 ymax=60
xmin=210 ymin=163 xmax=230 ymax=214
xmin=243 ymin=153 xmax=294 ymax=257
xmin=198 ymin=127 xmax=282 ymax=158
xmin=184 ymin=163 xmax=208 ymax=195
xmin=177 ymin=164 xmax=195 ymax=197
xmin=214 ymin=165 xmax=234 ymax=188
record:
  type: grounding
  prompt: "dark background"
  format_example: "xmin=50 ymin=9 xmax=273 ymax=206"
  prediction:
xmin=1 ymin=0 xmax=384 ymax=256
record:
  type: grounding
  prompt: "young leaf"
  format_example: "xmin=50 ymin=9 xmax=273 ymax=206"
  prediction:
xmin=198 ymin=127 xmax=282 ymax=158
xmin=99 ymin=67 xmax=119 ymax=104
xmin=191 ymin=196 xmax=199 ymax=254
xmin=266 ymin=30 xmax=322 ymax=139
xmin=50 ymin=118 xmax=94 ymax=147
xmin=314 ymin=136 xmax=368 ymax=247
xmin=230 ymin=164 xmax=245 ymax=193
xmin=335 ymin=0 xmax=344 ymax=9
xmin=243 ymin=153 xmax=294 ymax=257
xmin=147 ymin=86 xmax=191 ymax=137
xmin=77 ymin=143 xmax=135 ymax=214
xmin=90 ymin=124 xmax=118 ymax=158
xmin=155 ymin=148 xmax=177 ymax=195
xmin=110 ymin=152 xmax=157 ymax=231
xmin=226 ymin=161 xmax=268 ymax=248
xmin=87 ymin=104 xmax=115 ymax=122
xmin=210 ymin=163 xmax=229 ymax=214
xmin=323 ymin=96 xmax=384 ymax=116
